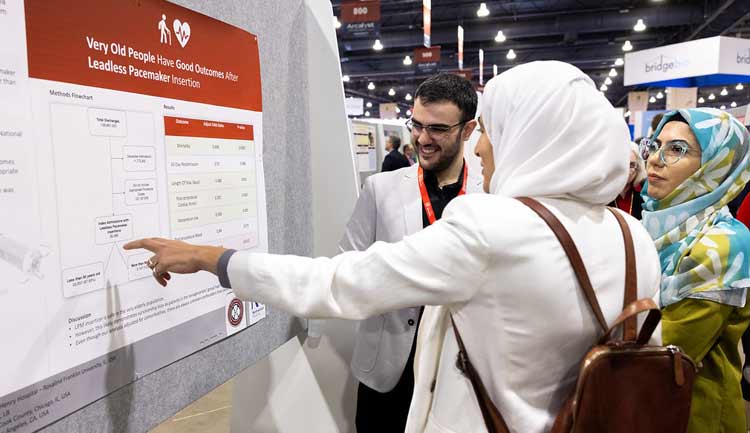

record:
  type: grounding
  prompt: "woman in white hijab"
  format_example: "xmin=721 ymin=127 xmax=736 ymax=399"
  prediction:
xmin=125 ymin=61 xmax=661 ymax=433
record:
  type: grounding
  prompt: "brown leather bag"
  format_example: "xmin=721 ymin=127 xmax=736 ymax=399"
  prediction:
xmin=450 ymin=197 xmax=697 ymax=433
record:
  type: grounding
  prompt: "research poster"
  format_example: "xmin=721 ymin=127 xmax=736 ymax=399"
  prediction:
xmin=0 ymin=1 xmax=268 ymax=432
xmin=351 ymin=122 xmax=377 ymax=172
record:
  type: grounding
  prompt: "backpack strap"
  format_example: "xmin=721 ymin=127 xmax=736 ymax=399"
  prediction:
xmin=451 ymin=316 xmax=510 ymax=433
xmin=517 ymin=197 xmax=608 ymax=333
xmin=452 ymin=198 xmax=642 ymax=433
xmin=605 ymin=207 xmax=638 ymax=341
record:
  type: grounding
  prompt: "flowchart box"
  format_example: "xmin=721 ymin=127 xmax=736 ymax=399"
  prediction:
xmin=124 ymin=146 xmax=156 ymax=171
xmin=127 ymin=253 xmax=152 ymax=281
xmin=125 ymin=179 xmax=157 ymax=205
xmin=94 ymin=214 xmax=133 ymax=244
xmin=62 ymin=262 xmax=104 ymax=296
xmin=88 ymin=108 xmax=127 ymax=137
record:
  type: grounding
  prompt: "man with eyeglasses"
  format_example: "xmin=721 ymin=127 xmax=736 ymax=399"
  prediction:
xmin=340 ymin=73 xmax=483 ymax=432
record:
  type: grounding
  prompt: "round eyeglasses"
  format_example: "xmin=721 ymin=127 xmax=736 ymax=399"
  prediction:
xmin=639 ymin=138 xmax=690 ymax=165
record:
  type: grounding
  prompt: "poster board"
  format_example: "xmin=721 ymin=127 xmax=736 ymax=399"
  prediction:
xmin=0 ymin=1 xmax=269 ymax=432
xmin=351 ymin=121 xmax=378 ymax=172
xmin=0 ymin=0 xmax=325 ymax=431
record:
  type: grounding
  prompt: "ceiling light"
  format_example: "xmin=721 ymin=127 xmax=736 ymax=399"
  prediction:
xmin=368 ymin=82 xmax=375 ymax=90
xmin=373 ymin=39 xmax=383 ymax=51
xmin=720 ymin=87 xmax=728 ymax=96
xmin=656 ymin=91 xmax=664 ymax=99
xmin=624 ymin=110 xmax=631 ymax=118
xmin=334 ymin=16 xmax=342 ymax=29
xmin=698 ymin=97 xmax=705 ymax=104
xmin=365 ymin=111 xmax=371 ymax=117
xmin=649 ymin=96 xmax=656 ymax=103
xmin=494 ymin=30 xmax=506 ymax=43
xmin=388 ymin=88 xmax=396 ymax=96
xmin=600 ymin=84 xmax=608 ymax=91
xmin=731 ymin=101 xmax=738 ymax=108
xmin=395 ymin=107 xmax=401 ymax=113
xmin=604 ymin=77 xmax=613 ymax=85
xmin=403 ymin=55 xmax=412 ymax=66
xmin=342 ymin=75 xmax=350 ymax=82
xmin=506 ymin=49 xmax=516 ymax=60
xmin=633 ymin=19 xmax=646 ymax=32
xmin=405 ymin=93 xmax=413 ymax=101
xmin=622 ymin=40 xmax=633 ymax=52
xmin=609 ymin=68 xmax=618 ymax=77
xmin=406 ymin=109 xmax=412 ymax=116
xmin=664 ymin=89 xmax=670 ymax=93
xmin=708 ymin=93 xmax=716 ymax=100
xmin=366 ymin=101 xmax=372 ymax=108
xmin=737 ymin=83 xmax=745 ymax=90
xmin=614 ymin=58 xmax=624 ymax=66
xmin=493 ymin=64 xmax=498 ymax=76
xmin=720 ymin=105 xmax=727 ymax=110
xmin=477 ymin=2 xmax=489 ymax=17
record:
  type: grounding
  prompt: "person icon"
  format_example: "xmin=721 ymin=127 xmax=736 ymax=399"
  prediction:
xmin=159 ymin=14 xmax=171 ymax=45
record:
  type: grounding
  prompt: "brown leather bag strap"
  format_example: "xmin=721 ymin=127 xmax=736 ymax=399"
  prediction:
xmin=606 ymin=207 xmax=638 ymax=341
xmin=518 ymin=197 xmax=608 ymax=333
xmin=597 ymin=298 xmax=662 ymax=345
xmin=450 ymin=315 xmax=510 ymax=433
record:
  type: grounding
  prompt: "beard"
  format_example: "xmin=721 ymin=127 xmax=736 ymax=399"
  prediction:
xmin=414 ymin=131 xmax=463 ymax=174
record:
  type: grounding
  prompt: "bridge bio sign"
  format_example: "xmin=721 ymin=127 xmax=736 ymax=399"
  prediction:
xmin=625 ymin=36 xmax=750 ymax=87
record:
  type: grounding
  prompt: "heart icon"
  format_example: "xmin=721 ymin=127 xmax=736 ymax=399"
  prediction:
xmin=173 ymin=19 xmax=191 ymax=48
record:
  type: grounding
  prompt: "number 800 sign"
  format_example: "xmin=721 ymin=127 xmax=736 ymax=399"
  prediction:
xmin=341 ymin=0 xmax=381 ymax=23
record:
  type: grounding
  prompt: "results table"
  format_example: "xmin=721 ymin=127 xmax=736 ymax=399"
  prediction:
xmin=164 ymin=116 xmax=258 ymax=250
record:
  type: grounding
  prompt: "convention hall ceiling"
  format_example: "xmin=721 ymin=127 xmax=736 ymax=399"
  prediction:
xmin=334 ymin=0 xmax=750 ymax=115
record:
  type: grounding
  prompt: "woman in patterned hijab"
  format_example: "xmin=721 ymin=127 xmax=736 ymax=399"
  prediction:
xmin=640 ymin=108 xmax=750 ymax=433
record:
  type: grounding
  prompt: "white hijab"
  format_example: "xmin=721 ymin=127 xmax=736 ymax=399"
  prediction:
xmin=481 ymin=61 xmax=630 ymax=205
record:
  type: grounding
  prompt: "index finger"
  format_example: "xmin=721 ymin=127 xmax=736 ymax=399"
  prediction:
xmin=123 ymin=238 xmax=161 ymax=252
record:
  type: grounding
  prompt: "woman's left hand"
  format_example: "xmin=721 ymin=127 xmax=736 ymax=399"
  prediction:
xmin=123 ymin=238 xmax=226 ymax=287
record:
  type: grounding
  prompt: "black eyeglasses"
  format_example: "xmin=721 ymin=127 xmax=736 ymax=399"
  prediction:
xmin=405 ymin=118 xmax=467 ymax=137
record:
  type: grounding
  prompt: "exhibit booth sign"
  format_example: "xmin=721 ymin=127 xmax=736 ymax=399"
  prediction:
xmin=415 ymin=46 xmax=440 ymax=75
xmin=624 ymin=36 xmax=750 ymax=87
xmin=340 ymin=0 xmax=381 ymax=38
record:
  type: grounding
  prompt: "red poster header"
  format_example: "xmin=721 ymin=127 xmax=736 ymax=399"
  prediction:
xmin=164 ymin=116 xmax=254 ymax=140
xmin=24 ymin=0 xmax=262 ymax=112
xmin=415 ymin=46 xmax=441 ymax=64
xmin=341 ymin=0 xmax=381 ymax=23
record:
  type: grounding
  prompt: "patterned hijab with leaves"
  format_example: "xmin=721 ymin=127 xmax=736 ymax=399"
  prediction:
xmin=641 ymin=108 xmax=750 ymax=308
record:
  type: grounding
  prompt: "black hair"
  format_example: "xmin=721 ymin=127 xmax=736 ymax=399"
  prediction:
xmin=414 ymin=73 xmax=477 ymax=122
xmin=388 ymin=135 xmax=401 ymax=151
xmin=669 ymin=113 xmax=688 ymax=124
xmin=651 ymin=113 xmax=665 ymax=132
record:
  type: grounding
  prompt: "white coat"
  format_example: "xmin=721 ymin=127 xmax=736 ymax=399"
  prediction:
xmin=340 ymin=163 xmax=483 ymax=392
xmin=226 ymin=61 xmax=663 ymax=432
xmin=228 ymin=196 xmax=661 ymax=432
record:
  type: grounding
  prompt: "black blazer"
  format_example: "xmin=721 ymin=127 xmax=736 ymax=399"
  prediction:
xmin=381 ymin=149 xmax=411 ymax=172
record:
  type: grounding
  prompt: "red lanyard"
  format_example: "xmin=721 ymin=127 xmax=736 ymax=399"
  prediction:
xmin=418 ymin=160 xmax=468 ymax=225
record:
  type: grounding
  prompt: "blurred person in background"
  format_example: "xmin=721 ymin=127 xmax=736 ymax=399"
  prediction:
xmin=403 ymin=143 xmax=417 ymax=165
xmin=609 ymin=142 xmax=646 ymax=219
xmin=382 ymin=135 xmax=410 ymax=172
